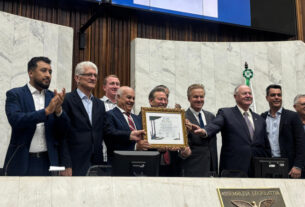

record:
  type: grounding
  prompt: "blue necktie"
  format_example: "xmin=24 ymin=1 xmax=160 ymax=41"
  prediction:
xmin=198 ymin=112 xmax=205 ymax=128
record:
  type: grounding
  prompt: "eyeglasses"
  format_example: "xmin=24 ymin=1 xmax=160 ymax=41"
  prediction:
xmin=79 ymin=73 xmax=98 ymax=78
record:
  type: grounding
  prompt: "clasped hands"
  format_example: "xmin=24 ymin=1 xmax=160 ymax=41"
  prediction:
xmin=45 ymin=88 xmax=66 ymax=116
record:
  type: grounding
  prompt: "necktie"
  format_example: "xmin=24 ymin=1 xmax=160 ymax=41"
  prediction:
xmin=125 ymin=112 xmax=136 ymax=131
xmin=163 ymin=151 xmax=170 ymax=165
xmin=243 ymin=111 xmax=254 ymax=140
xmin=198 ymin=112 xmax=205 ymax=128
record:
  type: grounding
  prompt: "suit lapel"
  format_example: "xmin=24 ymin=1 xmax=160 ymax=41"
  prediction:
xmin=72 ymin=90 xmax=91 ymax=126
xmin=186 ymin=108 xmax=200 ymax=126
xmin=91 ymin=97 xmax=99 ymax=127
xmin=279 ymin=108 xmax=286 ymax=133
xmin=44 ymin=90 xmax=52 ymax=107
xmin=251 ymin=112 xmax=260 ymax=141
xmin=233 ymin=106 xmax=252 ymax=142
xmin=202 ymin=110 xmax=212 ymax=124
xmin=23 ymin=85 xmax=36 ymax=112
xmin=131 ymin=114 xmax=141 ymax=130
xmin=113 ymin=107 xmax=130 ymax=130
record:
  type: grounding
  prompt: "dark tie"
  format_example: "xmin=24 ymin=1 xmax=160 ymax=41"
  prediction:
xmin=198 ymin=112 xmax=205 ymax=128
xmin=125 ymin=112 xmax=136 ymax=131
xmin=243 ymin=111 xmax=254 ymax=140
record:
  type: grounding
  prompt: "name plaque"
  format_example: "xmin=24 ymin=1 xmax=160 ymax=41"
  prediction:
xmin=217 ymin=188 xmax=285 ymax=207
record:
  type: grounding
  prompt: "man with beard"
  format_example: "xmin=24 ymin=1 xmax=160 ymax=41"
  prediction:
xmin=192 ymin=85 xmax=270 ymax=176
xmin=4 ymin=56 xmax=68 ymax=176
xmin=261 ymin=84 xmax=305 ymax=178
xmin=60 ymin=61 xmax=107 ymax=176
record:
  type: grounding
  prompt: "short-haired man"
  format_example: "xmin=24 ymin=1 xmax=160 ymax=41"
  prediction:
xmin=182 ymin=84 xmax=218 ymax=177
xmin=60 ymin=61 xmax=106 ymax=176
xmin=294 ymin=94 xmax=305 ymax=128
xmin=193 ymin=85 xmax=270 ymax=177
xmin=148 ymin=87 xmax=191 ymax=176
xmin=105 ymin=86 xmax=148 ymax=162
xmin=294 ymin=94 xmax=305 ymax=178
xmin=4 ymin=56 xmax=68 ymax=176
xmin=101 ymin=75 xmax=120 ymax=111
xmin=261 ymin=84 xmax=305 ymax=178
xmin=154 ymin=85 xmax=181 ymax=109
xmin=100 ymin=75 xmax=120 ymax=163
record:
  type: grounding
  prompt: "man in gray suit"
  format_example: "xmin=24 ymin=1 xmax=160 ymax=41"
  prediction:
xmin=182 ymin=84 xmax=218 ymax=177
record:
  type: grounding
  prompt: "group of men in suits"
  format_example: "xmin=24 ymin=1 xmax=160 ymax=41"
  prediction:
xmin=4 ymin=56 xmax=305 ymax=178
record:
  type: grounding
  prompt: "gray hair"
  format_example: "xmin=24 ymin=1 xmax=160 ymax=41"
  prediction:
xmin=187 ymin=84 xmax=205 ymax=98
xmin=234 ymin=84 xmax=250 ymax=95
xmin=115 ymin=86 xmax=133 ymax=100
xmin=75 ymin=61 xmax=98 ymax=75
xmin=294 ymin=94 xmax=305 ymax=105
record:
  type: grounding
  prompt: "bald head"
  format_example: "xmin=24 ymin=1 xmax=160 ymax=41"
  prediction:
xmin=234 ymin=85 xmax=253 ymax=111
xmin=116 ymin=86 xmax=135 ymax=113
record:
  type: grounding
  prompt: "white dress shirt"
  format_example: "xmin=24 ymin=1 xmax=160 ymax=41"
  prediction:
xmin=27 ymin=83 xmax=47 ymax=153
xmin=100 ymin=95 xmax=117 ymax=111
xmin=189 ymin=107 xmax=207 ymax=126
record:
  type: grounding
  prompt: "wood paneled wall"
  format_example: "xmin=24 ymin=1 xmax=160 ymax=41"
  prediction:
xmin=0 ymin=0 xmax=302 ymax=98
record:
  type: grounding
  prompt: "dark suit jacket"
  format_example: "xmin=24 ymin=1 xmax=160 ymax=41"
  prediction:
xmin=105 ymin=107 xmax=142 ymax=159
xmin=4 ymin=85 xmax=68 ymax=176
xmin=181 ymin=108 xmax=218 ymax=177
xmin=205 ymin=106 xmax=270 ymax=176
xmin=60 ymin=90 xmax=106 ymax=176
xmin=261 ymin=108 xmax=305 ymax=170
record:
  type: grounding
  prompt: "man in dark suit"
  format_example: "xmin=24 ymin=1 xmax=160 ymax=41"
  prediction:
xmin=4 ymin=56 xmax=67 ymax=176
xmin=182 ymin=84 xmax=217 ymax=177
xmin=261 ymin=84 xmax=305 ymax=178
xmin=146 ymin=87 xmax=191 ymax=176
xmin=105 ymin=86 xmax=148 ymax=161
xmin=60 ymin=61 xmax=106 ymax=176
xmin=191 ymin=85 xmax=270 ymax=176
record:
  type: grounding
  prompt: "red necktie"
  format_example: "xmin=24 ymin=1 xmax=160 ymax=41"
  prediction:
xmin=125 ymin=112 xmax=136 ymax=131
xmin=163 ymin=151 xmax=170 ymax=165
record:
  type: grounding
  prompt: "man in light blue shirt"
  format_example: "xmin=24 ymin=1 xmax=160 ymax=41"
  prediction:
xmin=262 ymin=84 xmax=305 ymax=178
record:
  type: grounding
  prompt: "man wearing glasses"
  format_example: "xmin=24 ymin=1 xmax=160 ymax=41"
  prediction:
xmin=60 ymin=61 xmax=106 ymax=176
xmin=293 ymin=94 xmax=305 ymax=178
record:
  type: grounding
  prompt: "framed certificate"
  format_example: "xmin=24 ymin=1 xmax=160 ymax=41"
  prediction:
xmin=141 ymin=107 xmax=188 ymax=148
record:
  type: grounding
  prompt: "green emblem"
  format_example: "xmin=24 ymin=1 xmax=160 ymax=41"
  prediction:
xmin=243 ymin=62 xmax=253 ymax=86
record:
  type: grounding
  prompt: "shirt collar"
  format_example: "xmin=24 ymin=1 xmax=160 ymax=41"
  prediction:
xmin=236 ymin=105 xmax=251 ymax=116
xmin=101 ymin=95 xmax=116 ymax=103
xmin=117 ymin=106 xmax=128 ymax=114
xmin=77 ymin=88 xmax=93 ymax=100
xmin=267 ymin=107 xmax=283 ymax=116
xmin=27 ymin=83 xmax=45 ymax=95
xmin=189 ymin=107 xmax=202 ymax=116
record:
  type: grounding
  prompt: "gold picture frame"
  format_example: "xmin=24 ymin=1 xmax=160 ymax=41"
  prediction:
xmin=141 ymin=107 xmax=188 ymax=148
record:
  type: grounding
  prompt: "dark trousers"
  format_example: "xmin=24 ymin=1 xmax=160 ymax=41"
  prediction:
xmin=26 ymin=152 xmax=50 ymax=176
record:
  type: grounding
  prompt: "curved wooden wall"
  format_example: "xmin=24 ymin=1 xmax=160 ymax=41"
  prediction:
xmin=0 ymin=0 xmax=302 ymax=98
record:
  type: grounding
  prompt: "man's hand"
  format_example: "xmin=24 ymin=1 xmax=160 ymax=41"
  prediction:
xmin=179 ymin=146 xmax=191 ymax=158
xmin=185 ymin=119 xmax=192 ymax=132
xmin=190 ymin=124 xmax=207 ymax=137
xmin=45 ymin=88 xmax=66 ymax=116
xmin=55 ymin=88 xmax=66 ymax=116
xmin=136 ymin=140 xmax=150 ymax=151
xmin=289 ymin=167 xmax=301 ymax=178
xmin=45 ymin=94 xmax=59 ymax=116
xmin=130 ymin=130 xmax=146 ymax=141
xmin=60 ymin=167 xmax=72 ymax=176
